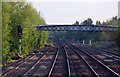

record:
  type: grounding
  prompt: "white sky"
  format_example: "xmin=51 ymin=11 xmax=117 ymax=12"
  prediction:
xmin=27 ymin=0 xmax=120 ymax=25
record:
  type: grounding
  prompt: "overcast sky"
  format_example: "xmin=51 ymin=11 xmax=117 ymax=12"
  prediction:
xmin=27 ymin=0 xmax=120 ymax=25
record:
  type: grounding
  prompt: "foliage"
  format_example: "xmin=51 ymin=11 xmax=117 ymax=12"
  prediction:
xmin=51 ymin=31 xmax=102 ymax=43
xmin=97 ymin=16 xmax=119 ymax=51
xmin=51 ymin=18 xmax=100 ymax=43
xmin=73 ymin=21 xmax=79 ymax=25
xmin=81 ymin=18 xmax=93 ymax=25
xmin=50 ymin=17 xmax=118 ymax=47
xmin=2 ymin=2 xmax=49 ymax=63
xmin=117 ymin=18 xmax=120 ymax=50
xmin=96 ymin=21 xmax=101 ymax=25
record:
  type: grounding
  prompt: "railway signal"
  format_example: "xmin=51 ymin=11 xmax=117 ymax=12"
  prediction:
xmin=18 ymin=25 xmax=22 ymax=55
xmin=18 ymin=25 xmax=22 ymax=38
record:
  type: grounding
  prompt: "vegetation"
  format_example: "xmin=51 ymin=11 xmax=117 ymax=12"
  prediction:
xmin=51 ymin=18 xmax=108 ymax=42
xmin=81 ymin=18 xmax=93 ymax=25
xmin=51 ymin=17 xmax=119 ymax=52
xmin=2 ymin=1 xmax=120 ymax=65
xmin=0 ymin=2 xmax=1 ymax=42
xmin=2 ymin=2 xmax=49 ymax=64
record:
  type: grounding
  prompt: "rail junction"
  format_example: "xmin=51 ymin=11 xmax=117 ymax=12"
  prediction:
xmin=2 ymin=42 xmax=120 ymax=77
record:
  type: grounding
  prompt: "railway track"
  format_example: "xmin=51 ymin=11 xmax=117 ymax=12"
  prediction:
xmin=79 ymin=45 xmax=120 ymax=61
xmin=48 ymin=44 xmax=70 ymax=77
xmin=68 ymin=44 xmax=120 ymax=77
xmin=2 ymin=47 xmax=52 ymax=77
xmin=73 ymin=44 xmax=120 ymax=75
xmin=97 ymin=48 xmax=120 ymax=61
xmin=64 ymin=44 xmax=96 ymax=76
xmin=24 ymin=47 xmax=58 ymax=76
xmin=2 ymin=42 xmax=120 ymax=76
xmin=2 ymin=47 xmax=49 ymax=74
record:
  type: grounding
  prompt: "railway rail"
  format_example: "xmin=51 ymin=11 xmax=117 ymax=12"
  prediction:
xmin=2 ymin=42 xmax=120 ymax=76
xmin=65 ymin=44 xmax=96 ymax=76
xmin=73 ymin=44 xmax=120 ymax=75
xmin=23 ymin=47 xmax=57 ymax=76
xmin=2 ymin=47 xmax=52 ymax=77
xmin=78 ymin=44 xmax=120 ymax=61
xmin=69 ymin=44 xmax=120 ymax=77
xmin=2 ymin=47 xmax=49 ymax=74
xmin=48 ymin=45 xmax=70 ymax=77
xmin=96 ymin=48 xmax=120 ymax=61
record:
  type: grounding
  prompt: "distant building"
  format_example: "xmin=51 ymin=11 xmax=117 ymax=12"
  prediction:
xmin=118 ymin=1 xmax=120 ymax=18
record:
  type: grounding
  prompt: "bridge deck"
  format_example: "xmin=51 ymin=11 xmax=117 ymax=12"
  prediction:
xmin=35 ymin=25 xmax=118 ymax=32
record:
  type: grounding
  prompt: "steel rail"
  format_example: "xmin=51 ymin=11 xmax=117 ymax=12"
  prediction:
xmin=48 ymin=44 xmax=71 ymax=76
xmin=71 ymin=44 xmax=120 ymax=77
xmin=67 ymin=44 xmax=99 ymax=77
xmin=2 ymin=48 xmax=49 ymax=77
xmin=23 ymin=48 xmax=51 ymax=76
xmin=103 ymin=54 xmax=120 ymax=61
xmin=47 ymin=47 xmax=59 ymax=77
xmin=99 ymin=48 xmax=120 ymax=60
xmin=63 ymin=45 xmax=71 ymax=77
xmin=87 ymin=45 xmax=120 ymax=60
xmin=96 ymin=47 xmax=120 ymax=56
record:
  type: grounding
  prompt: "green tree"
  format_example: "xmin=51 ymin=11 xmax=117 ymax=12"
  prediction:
xmin=96 ymin=21 xmax=101 ymax=25
xmin=82 ymin=18 xmax=93 ymax=25
xmin=2 ymin=2 xmax=49 ymax=64
xmin=74 ymin=21 xmax=79 ymax=25
xmin=2 ymin=2 xmax=12 ymax=62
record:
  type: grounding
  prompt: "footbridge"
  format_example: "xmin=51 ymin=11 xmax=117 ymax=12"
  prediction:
xmin=35 ymin=25 xmax=118 ymax=32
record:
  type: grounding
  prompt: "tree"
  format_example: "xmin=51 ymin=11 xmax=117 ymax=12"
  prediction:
xmin=96 ymin=21 xmax=101 ymax=25
xmin=2 ymin=2 xmax=49 ymax=63
xmin=102 ymin=16 xmax=118 ymax=25
xmin=82 ymin=18 xmax=93 ymax=25
xmin=74 ymin=21 xmax=79 ymax=25
xmin=117 ymin=18 xmax=120 ymax=50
